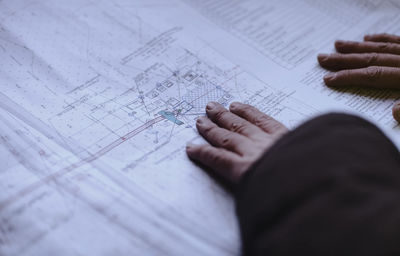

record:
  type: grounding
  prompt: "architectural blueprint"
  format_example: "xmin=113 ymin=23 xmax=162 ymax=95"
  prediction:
xmin=1 ymin=0 xmax=400 ymax=255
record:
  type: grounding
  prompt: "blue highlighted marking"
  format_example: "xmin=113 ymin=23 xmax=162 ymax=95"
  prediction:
xmin=159 ymin=110 xmax=184 ymax=125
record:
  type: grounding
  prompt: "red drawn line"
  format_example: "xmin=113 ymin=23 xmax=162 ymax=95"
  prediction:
xmin=0 ymin=116 xmax=165 ymax=211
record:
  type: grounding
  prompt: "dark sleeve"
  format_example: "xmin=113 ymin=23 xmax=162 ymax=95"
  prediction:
xmin=235 ymin=113 xmax=400 ymax=256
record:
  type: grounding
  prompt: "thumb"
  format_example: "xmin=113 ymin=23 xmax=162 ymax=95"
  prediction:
xmin=392 ymin=101 xmax=400 ymax=123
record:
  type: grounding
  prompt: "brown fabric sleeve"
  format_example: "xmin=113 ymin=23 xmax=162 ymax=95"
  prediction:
xmin=235 ymin=113 xmax=400 ymax=256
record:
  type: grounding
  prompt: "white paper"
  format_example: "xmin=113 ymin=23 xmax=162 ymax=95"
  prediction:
xmin=1 ymin=0 xmax=399 ymax=255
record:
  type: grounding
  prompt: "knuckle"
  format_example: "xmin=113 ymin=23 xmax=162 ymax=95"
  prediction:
xmin=203 ymin=126 xmax=217 ymax=136
xmin=365 ymin=66 xmax=383 ymax=81
xmin=253 ymin=115 xmax=271 ymax=127
xmin=270 ymin=123 xmax=286 ymax=134
xmin=201 ymin=148 xmax=234 ymax=170
xmin=378 ymin=43 xmax=392 ymax=51
xmin=220 ymin=134 xmax=233 ymax=147
xmin=231 ymin=122 xmax=247 ymax=133
xmin=209 ymin=152 xmax=222 ymax=163
xmin=365 ymin=53 xmax=379 ymax=66
xmin=213 ymin=109 xmax=228 ymax=122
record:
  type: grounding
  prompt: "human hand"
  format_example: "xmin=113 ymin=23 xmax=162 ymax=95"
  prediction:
xmin=186 ymin=102 xmax=288 ymax=184
xmin=317 ymin=33 xmax=400 ymax=122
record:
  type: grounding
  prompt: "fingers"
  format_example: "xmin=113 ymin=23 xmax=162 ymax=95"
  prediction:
xmin=186 ymin=144 xmax=242 ymax=182
xmin=205 ymin=102 xmax=263 ymax=138
xmin=196 ymin=116 xmax=251 ymax=155
xmin=188 ymin=102 xmax=289 ymax=183
xmin=335 ymin=40 xmax=400 ymax=55
xmin=229 ymin=102 xmax=287 ymax=134
xmin=365 ymin=34 xmax=400 ymax=44
xmin=393 ymin=101 xmax=400 ymax=123
xmin=324 ymin=66 xmax=400 ymax=89
xmin=318 ymin=53 xmax=400 ymax=70
xmin=319 ymin=34 xmax=400 ymax=122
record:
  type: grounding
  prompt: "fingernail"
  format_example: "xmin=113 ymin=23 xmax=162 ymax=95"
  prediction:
xmin=324 ymin=73 xmax=336 ymax=84
xmin=335 ymin=40 xmax=345 ymax=48
xmin=206 ymin=102 xmax=217 ymax=110
xmin=324 ymin=73 xmax=336 ymax=86
xmin=318 ymin=54 xmax=329 ymax=62
xmin=230 ymin=102 xmax=240 ymax=109
xmin=186 ymin=142 xmax=195 ymax=149
xmin=393 ymin=104 xmax=400 ymax=123
xmin=197 ymin=117 xmax=203 ymax=124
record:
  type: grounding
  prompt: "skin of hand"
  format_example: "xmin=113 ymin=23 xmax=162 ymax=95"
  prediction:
xmin=317 ymin=33 xmax=400 ymax=122
xmin=186 ymin=102 xmax=288 ymax=184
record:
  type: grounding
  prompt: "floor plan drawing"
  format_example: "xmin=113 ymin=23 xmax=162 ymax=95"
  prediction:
xmin=1 ymin=0 xmax=400 ymax=255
